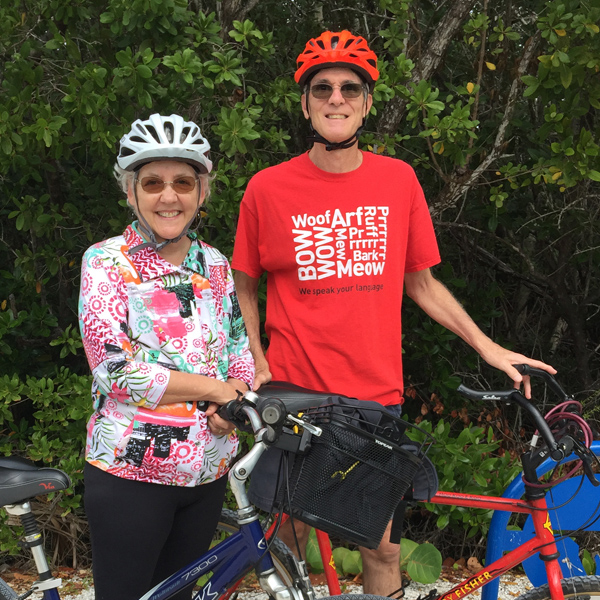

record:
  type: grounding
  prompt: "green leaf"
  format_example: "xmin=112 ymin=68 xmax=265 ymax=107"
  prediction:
xmin=341 ymin=550 xmax=363 ymax=575
xmin=560 ymin=64 xmax=572 ymax=88
xmin=136 ymin=64 xmax=153 ymax=79
xmin=405 ymin=543 xmax=442 ymax=584
xmin=305 ymin=529 xmax=325 ymax=573
xmin=332 ymin=547 xmax=350 ymax=575
xmin=425 ymin=101 xmax=445 ymax=111
xmin=400 ymin=537 xmax=419 ymax=567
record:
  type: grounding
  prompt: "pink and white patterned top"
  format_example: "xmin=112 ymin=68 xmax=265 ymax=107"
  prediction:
xmin=78 ymin=224 xmax=254 ymax=486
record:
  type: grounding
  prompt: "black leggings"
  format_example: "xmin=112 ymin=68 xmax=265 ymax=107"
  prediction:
xmin=84 ymin=463 xmax=228 ymax=600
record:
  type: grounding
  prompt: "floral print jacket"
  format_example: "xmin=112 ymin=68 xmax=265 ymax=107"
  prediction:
xmin=78 ymin=224 xmax=254 ymax=486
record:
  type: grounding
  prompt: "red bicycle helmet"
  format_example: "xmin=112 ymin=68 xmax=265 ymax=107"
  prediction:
xmin=295 ymin=30 xmax=379 ymax=89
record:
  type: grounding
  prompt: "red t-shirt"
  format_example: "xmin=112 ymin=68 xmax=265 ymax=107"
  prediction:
xmin=232 ymin=151 xmax=441 ymax=405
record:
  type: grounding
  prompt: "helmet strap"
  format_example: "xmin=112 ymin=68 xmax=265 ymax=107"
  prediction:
xmin=306 ymin=120 xmax=366 ymax=152
xmin=127 ymin=180 xmax=202 ymax=255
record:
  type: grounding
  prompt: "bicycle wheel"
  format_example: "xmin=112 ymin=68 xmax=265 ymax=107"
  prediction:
xmin=516 ymin=575 xmax=600 ymax=599
xmin=0 ymin=578 xmax=18 ymax=600
xmin=212 ymin=509 xmax=301 ymax=599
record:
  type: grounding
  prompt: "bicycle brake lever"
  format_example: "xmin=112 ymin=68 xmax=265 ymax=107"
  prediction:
xmin=573 ymin=440 xmax=600 ymax=487
xmin=287 ymin=414 xmax=322 ymax=436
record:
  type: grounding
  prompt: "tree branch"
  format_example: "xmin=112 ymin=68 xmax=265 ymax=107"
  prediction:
xmin=430 ymin=30 xmax=542 ymax=217
xmin=216 ymin=0 xmax=261 ymax=34
xmin=377 ymin=0 xmax=477 ymax=137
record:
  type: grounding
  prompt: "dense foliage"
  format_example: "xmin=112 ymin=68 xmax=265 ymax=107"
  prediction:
xmin=0 ymin=0 xmax=598 ymax=564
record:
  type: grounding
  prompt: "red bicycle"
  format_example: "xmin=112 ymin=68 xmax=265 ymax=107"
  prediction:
xmin=218 ymin=365 xmax=600 ymax=600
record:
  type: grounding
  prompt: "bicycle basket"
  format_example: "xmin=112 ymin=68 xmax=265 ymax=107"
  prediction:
xmin=276 ymin=404 xmax=426 ymax=549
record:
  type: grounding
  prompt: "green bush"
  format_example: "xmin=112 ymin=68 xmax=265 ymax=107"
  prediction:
xmin=0 ymin=368 xmax=91 ymax=561
xmin=408 ymin=418 xmax=522 ymax=537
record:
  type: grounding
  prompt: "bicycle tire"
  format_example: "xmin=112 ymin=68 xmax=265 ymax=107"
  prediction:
xmin=516 ymin=575 xmax=600 ymax=599
xmin=0 ymin=577 xmax=18 ymax=600
xmin=319 ymin=596 xmax=389 ymax=600
xmin=212 ymin=509 xmax=301 ymax=599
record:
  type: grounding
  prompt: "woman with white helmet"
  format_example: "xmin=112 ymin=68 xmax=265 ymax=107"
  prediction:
xmin=78 ymin=114 xmax=254 ymax=600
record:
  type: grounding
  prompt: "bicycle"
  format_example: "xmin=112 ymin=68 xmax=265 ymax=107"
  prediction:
xmin=0 ymin=388 xmax=419 ymax=600
xmin=0 ymin=365 xmax=599 ymax=600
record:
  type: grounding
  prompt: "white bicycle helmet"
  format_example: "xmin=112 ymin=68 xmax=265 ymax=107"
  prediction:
xmin=118 ymin=114 xmax=212 ymax=254
xmin=117 ymin=113 xmax=212 ymax=173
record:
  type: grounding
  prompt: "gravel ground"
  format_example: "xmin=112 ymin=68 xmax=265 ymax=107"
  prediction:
xmin=22 ymin=573 xmax=535 ymax=600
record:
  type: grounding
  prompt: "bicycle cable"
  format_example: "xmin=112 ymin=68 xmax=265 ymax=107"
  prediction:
xmin=524 ymin=399 xmax=596 ymax=489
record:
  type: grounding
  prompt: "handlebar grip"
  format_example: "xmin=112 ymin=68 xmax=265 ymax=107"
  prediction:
xmin=513 ymin=364 xmax=569 ymax=401
xmin=216 ymin=400 xmax=254 ymax=432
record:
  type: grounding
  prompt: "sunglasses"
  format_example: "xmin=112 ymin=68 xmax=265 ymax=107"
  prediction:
xmin=310 ymin=82 xmax=365 ymax=100
xmin=136 ymin=176 xmax=199 ymax=194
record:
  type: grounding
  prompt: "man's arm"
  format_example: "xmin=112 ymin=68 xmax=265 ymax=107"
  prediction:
xmin=404 ymin=268 xmax=556 ymax=398
xmin=234 ymin=271 xmax=272 ymax=390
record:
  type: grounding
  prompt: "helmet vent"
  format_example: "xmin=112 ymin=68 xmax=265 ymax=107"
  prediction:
xmin=344 ymin=39 xmax=354 ymax=49
xmin=331 ymin=35 xmax=339 ymax=49
xmin=164 ymin=122 xmax=174 ymax=143
xmin=316 ymin=39 xmax=325 ymax=49
xmin=116 ymin=114 xmax=212 ymax=173
xmin=367 ymin=59 xmax=377 ymax=68
xmin=145 ymin=125 xmax=160 ymax=143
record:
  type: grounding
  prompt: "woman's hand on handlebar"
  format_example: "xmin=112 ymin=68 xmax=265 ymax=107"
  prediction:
xmin=206 ymin=402 xmax=237 ymax=437
xmin=481 ymin=343 xmax=557 ymax=399
xmin=205 ymin=378 xmax=247 ymax=436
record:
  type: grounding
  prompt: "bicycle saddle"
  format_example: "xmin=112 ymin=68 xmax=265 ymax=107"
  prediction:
xmin=257 ymin=381 xmax=354 ymax=413
xmin=0 ymin=456 xmax=71 ymax=506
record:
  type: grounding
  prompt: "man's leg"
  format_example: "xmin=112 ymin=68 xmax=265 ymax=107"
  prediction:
xmin=360 ymin=521 xmax=402 ymax=597
xmin=275 ymin=518 xmax=311 ymax=560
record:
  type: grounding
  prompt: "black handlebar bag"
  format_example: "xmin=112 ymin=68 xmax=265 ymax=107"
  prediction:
xmin=249 ymin=382 xmax=438 ymax=549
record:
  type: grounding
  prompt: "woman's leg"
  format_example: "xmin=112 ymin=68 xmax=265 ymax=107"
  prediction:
xmin=150 ymin=475 xmax=228 ymax=600
xmin=85 ymin=463 xmax=229 ymax=600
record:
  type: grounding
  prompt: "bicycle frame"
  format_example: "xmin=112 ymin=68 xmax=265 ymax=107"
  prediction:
xmin=139 ymin=518 xmax=277 ymax=600
xmin=425 ymin=491 xmax=564 ymax=600
xmin=273 ymin=490 xmax=568 ymax=600
xmin=141 ymin=433 xmax=305 ymax=600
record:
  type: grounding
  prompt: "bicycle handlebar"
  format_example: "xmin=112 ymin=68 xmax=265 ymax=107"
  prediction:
xmin=457 ymin=365 xmax=600 ymax=486
xmin=216 ymin=393 xmax=296 ymax=444
xmin=458 ymin=383 xmax=566 ymax=460
xmin=457 ymin=364 xmax=572 ymax=460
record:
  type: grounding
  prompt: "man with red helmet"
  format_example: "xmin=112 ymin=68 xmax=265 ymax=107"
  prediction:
xmin=232 ymin=31 xmax=555 ymax=597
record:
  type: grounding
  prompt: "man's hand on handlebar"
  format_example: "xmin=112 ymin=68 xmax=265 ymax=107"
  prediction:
xmin=252 ymin=355 xmax=272 ymax=391
xmin=480 ymin=342 xmax=557 ymax=399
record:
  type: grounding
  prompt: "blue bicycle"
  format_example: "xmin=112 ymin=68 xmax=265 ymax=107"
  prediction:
xmin=0 ymin=389 xmax=415 ymax=600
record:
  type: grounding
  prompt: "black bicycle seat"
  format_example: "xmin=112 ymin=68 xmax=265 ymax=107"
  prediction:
xmin=257 ymin=381 xmax=356 ymax=413
xmin=0 ymin=456 xmax=71 ymax=506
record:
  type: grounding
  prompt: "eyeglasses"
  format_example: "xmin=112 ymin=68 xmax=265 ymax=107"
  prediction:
xmin=136 ymin=176 xmax=199 ymax=194
xmin=310 ymin=82 xmax=365 ymax=100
